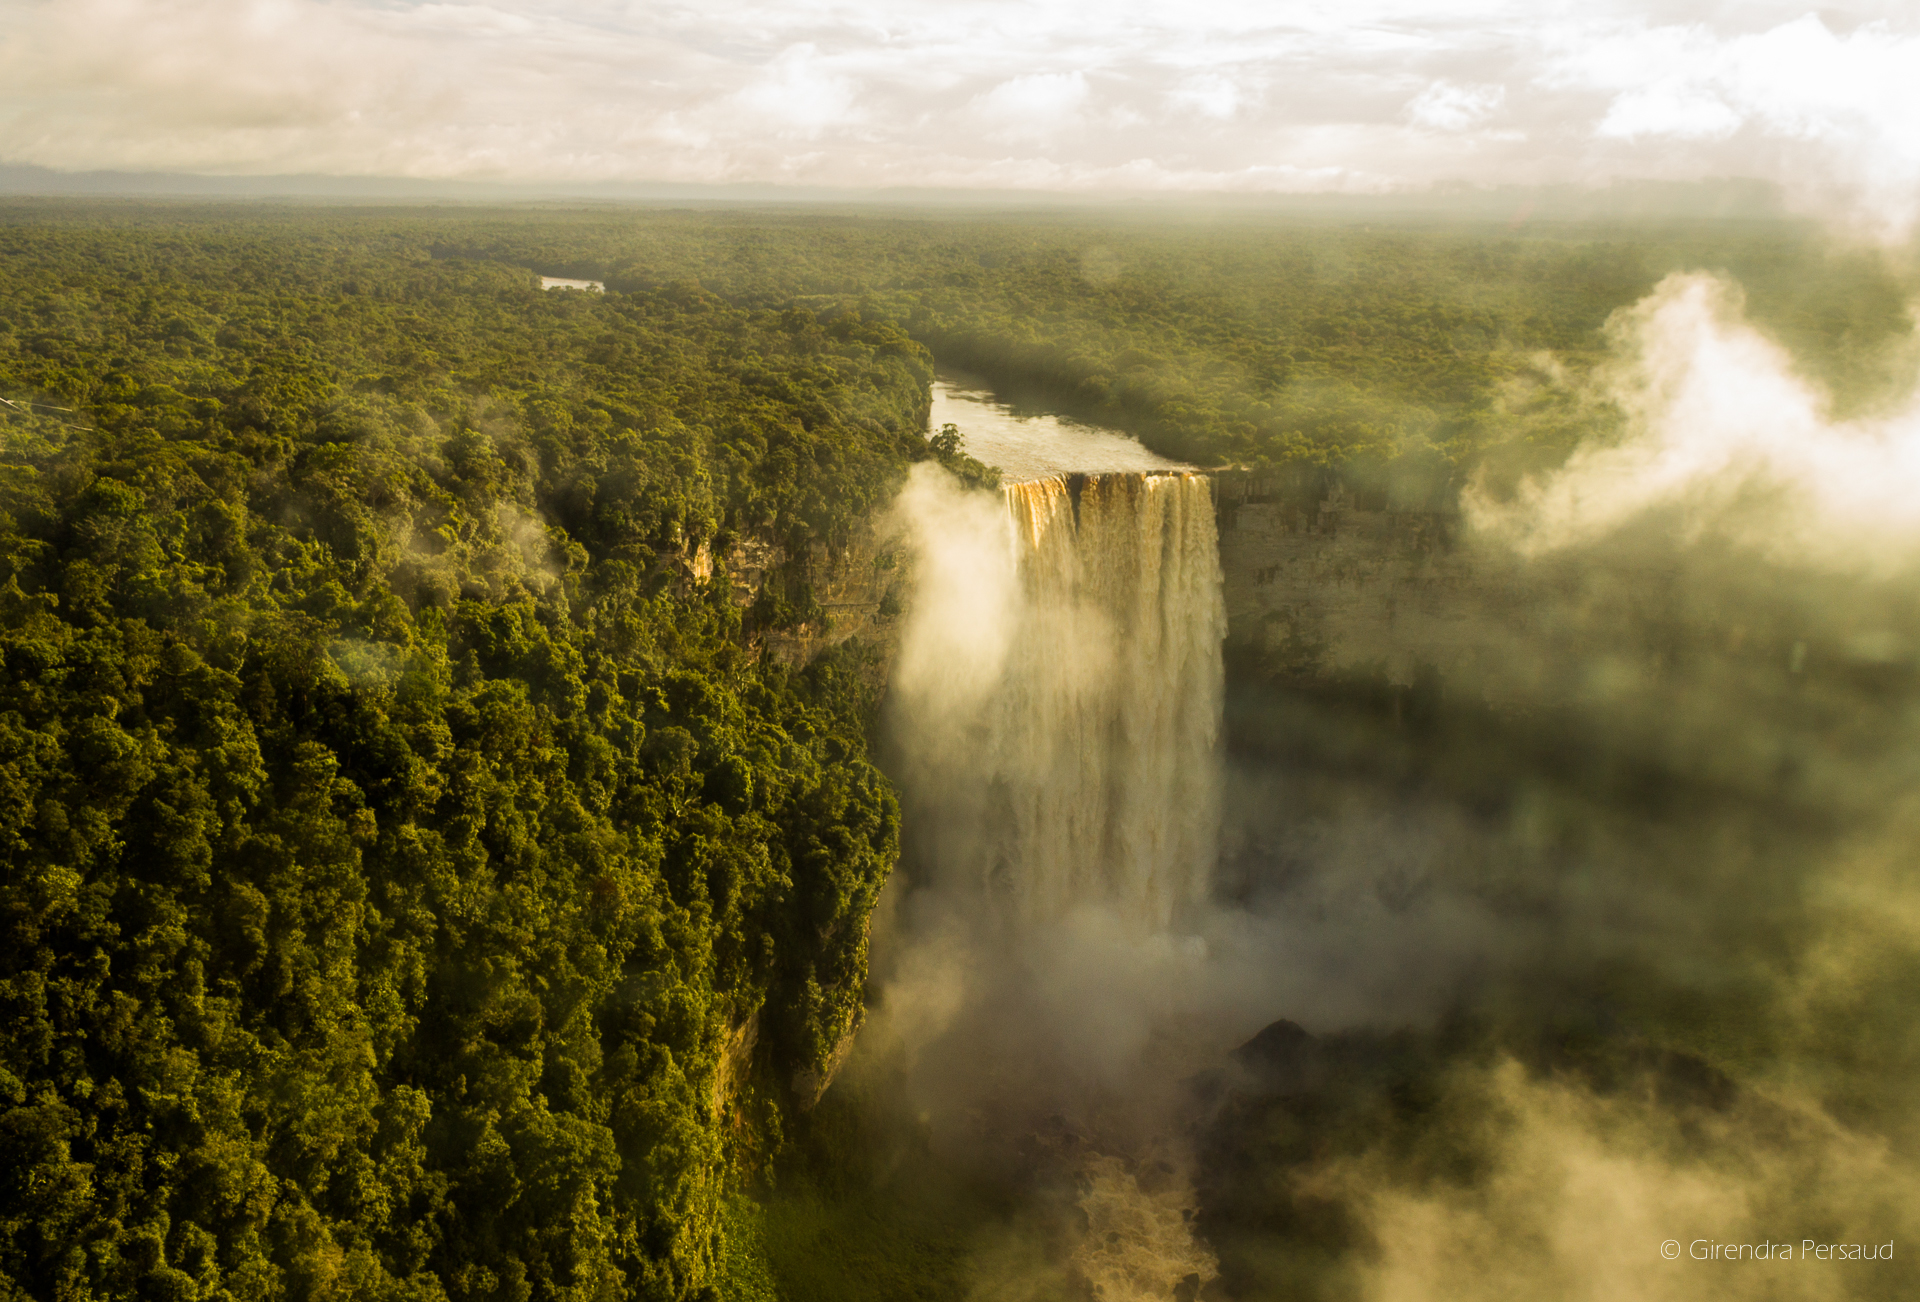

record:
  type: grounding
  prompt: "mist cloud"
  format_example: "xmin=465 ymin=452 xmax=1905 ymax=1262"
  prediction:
xmin=1337 ymin=1061 xmax=1920 ymax=1302
xmin=1468 ymin=271 xmax=1920 ymax=573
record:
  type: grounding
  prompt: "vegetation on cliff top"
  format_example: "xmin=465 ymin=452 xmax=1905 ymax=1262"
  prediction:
xmin=0 ymin=210 xmax=930 ymax=1302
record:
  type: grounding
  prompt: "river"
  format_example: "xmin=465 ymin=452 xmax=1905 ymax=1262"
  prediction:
xmin=928 ymin=369 xmax=1188 ymax=481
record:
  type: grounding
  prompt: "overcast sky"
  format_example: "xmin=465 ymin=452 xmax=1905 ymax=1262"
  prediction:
xmin=2 ymin=1 xmax=1916 ymax=223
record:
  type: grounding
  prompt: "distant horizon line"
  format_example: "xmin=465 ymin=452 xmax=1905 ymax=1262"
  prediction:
xmin=0 ymin=165 xmax=1793 ymax=219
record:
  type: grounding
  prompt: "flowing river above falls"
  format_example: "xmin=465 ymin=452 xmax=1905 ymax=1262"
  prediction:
xmin=928 ymin=369 xmax=1189 ymax=481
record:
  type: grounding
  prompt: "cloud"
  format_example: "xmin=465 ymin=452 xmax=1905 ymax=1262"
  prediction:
xmin=1406 ymin=80 xmax=1505 ymax=131
xmin=966 ymin=71 xmax=1091 ymax=143
xmin=729 ymin=43 xmax=863 ymax=139
xmin=0 ymin=0 xmax=1917 ymax=216
xmin=1169 ymin=73 xmax=1248 ymax=121
xmin=1545 ymin=13 xmax=1920 ymax=233
xmin=1595 ymin=83 xmax=1740 ymax=141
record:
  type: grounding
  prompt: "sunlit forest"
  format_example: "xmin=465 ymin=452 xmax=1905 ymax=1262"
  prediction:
xmin=2 ymin=200 xmax=1916 ymax=1302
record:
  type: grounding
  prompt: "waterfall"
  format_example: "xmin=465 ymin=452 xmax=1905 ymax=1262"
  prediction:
xmin=882 ymin=465 xmax=1228 ymax=1300
xmin=892 ymin=469 xmax=1226 ymax=931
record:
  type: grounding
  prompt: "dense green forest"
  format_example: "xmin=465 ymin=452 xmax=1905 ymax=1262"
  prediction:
xmin=1 ymin=201 xmax=1913 ymax=1302
xmin=418 ymin=205 xmax=1913 ymax=478
xmin=0 ymin=209 xmax=936 ymax=1302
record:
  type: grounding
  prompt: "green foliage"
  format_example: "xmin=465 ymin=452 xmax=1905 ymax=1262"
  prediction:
xmin=926 ymin=425 xmax=997 ymax=491
xmin=425 ymin=206 xmax=1915 ymax=482
xmin=710 ymin=1196 xmax=777 ymax=1302
xmin=0 ymin=208 xmax=922 ymax=1302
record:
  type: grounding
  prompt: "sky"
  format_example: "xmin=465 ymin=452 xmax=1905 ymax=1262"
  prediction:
xmin=2 ymin=1 xmax=1918 ymax=222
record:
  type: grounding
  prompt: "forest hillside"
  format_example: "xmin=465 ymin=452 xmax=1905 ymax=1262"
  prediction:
xmin=0 ymin=208 xmax=933 ymax=1302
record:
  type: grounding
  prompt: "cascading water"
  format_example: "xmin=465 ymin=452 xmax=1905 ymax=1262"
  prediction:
xmin=890 ymin=468 xmax=1225 ymax=931
xmin=882 ymin=463 xmax=1229 ymax=1301
xmin=991 ymin=473 xmax=1225 ymax=927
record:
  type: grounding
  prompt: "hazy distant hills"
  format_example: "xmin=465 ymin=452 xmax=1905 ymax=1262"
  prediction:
xmin=0 ymin=164 xmax=1790 ymax=221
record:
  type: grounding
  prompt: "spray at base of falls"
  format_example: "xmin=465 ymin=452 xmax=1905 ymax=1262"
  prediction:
xmin=891 ymin=468 xmax=1226 ymax=932
xmin=881 ymin=464 xmax=1227 ymax=1299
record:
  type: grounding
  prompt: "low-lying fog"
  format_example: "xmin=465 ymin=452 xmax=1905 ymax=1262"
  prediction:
xmin=832 ymin=272 xmax=1920 ymax=1302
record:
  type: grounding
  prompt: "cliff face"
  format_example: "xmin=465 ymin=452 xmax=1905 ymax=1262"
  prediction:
xmin=1210 ymin=470 xmax=1704 ymax=718
xmin=757 ymin=524 xmax=907 ymax=673
xmin=665 ymin=517 xmax=907 ymax=676
xmin=1215 ymin=471 xmax=1478 ymax=692
xmin=656 ymin=519 xmax=905 ymax=1117
xmin=773 ymin=466 xmax=1523 ymax=712
xmin=765 ymin=465 xmax=1697 ymax=726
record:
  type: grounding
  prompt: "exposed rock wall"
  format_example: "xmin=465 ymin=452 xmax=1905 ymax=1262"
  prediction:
xmin=664 ymin=518 xmax=909 ymax=674
xmin=1211 ymin=470 xmax=1616 ymax=713
xmin=657 ymin=520 xmax=905 ymax=1114
xmin=715 ymin=469 xmax=1532 ymax=707
xmin=1216 ymin=472 xmax=1477 ymax=683
xmin=760 ymin=524 xmax=907 ymax=672
xmin=704 ymin=466 xmax=1673 ymax=733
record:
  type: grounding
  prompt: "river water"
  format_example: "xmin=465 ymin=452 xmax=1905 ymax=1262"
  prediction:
xmin=928 ymin=370 xmax=1188 ymax=481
